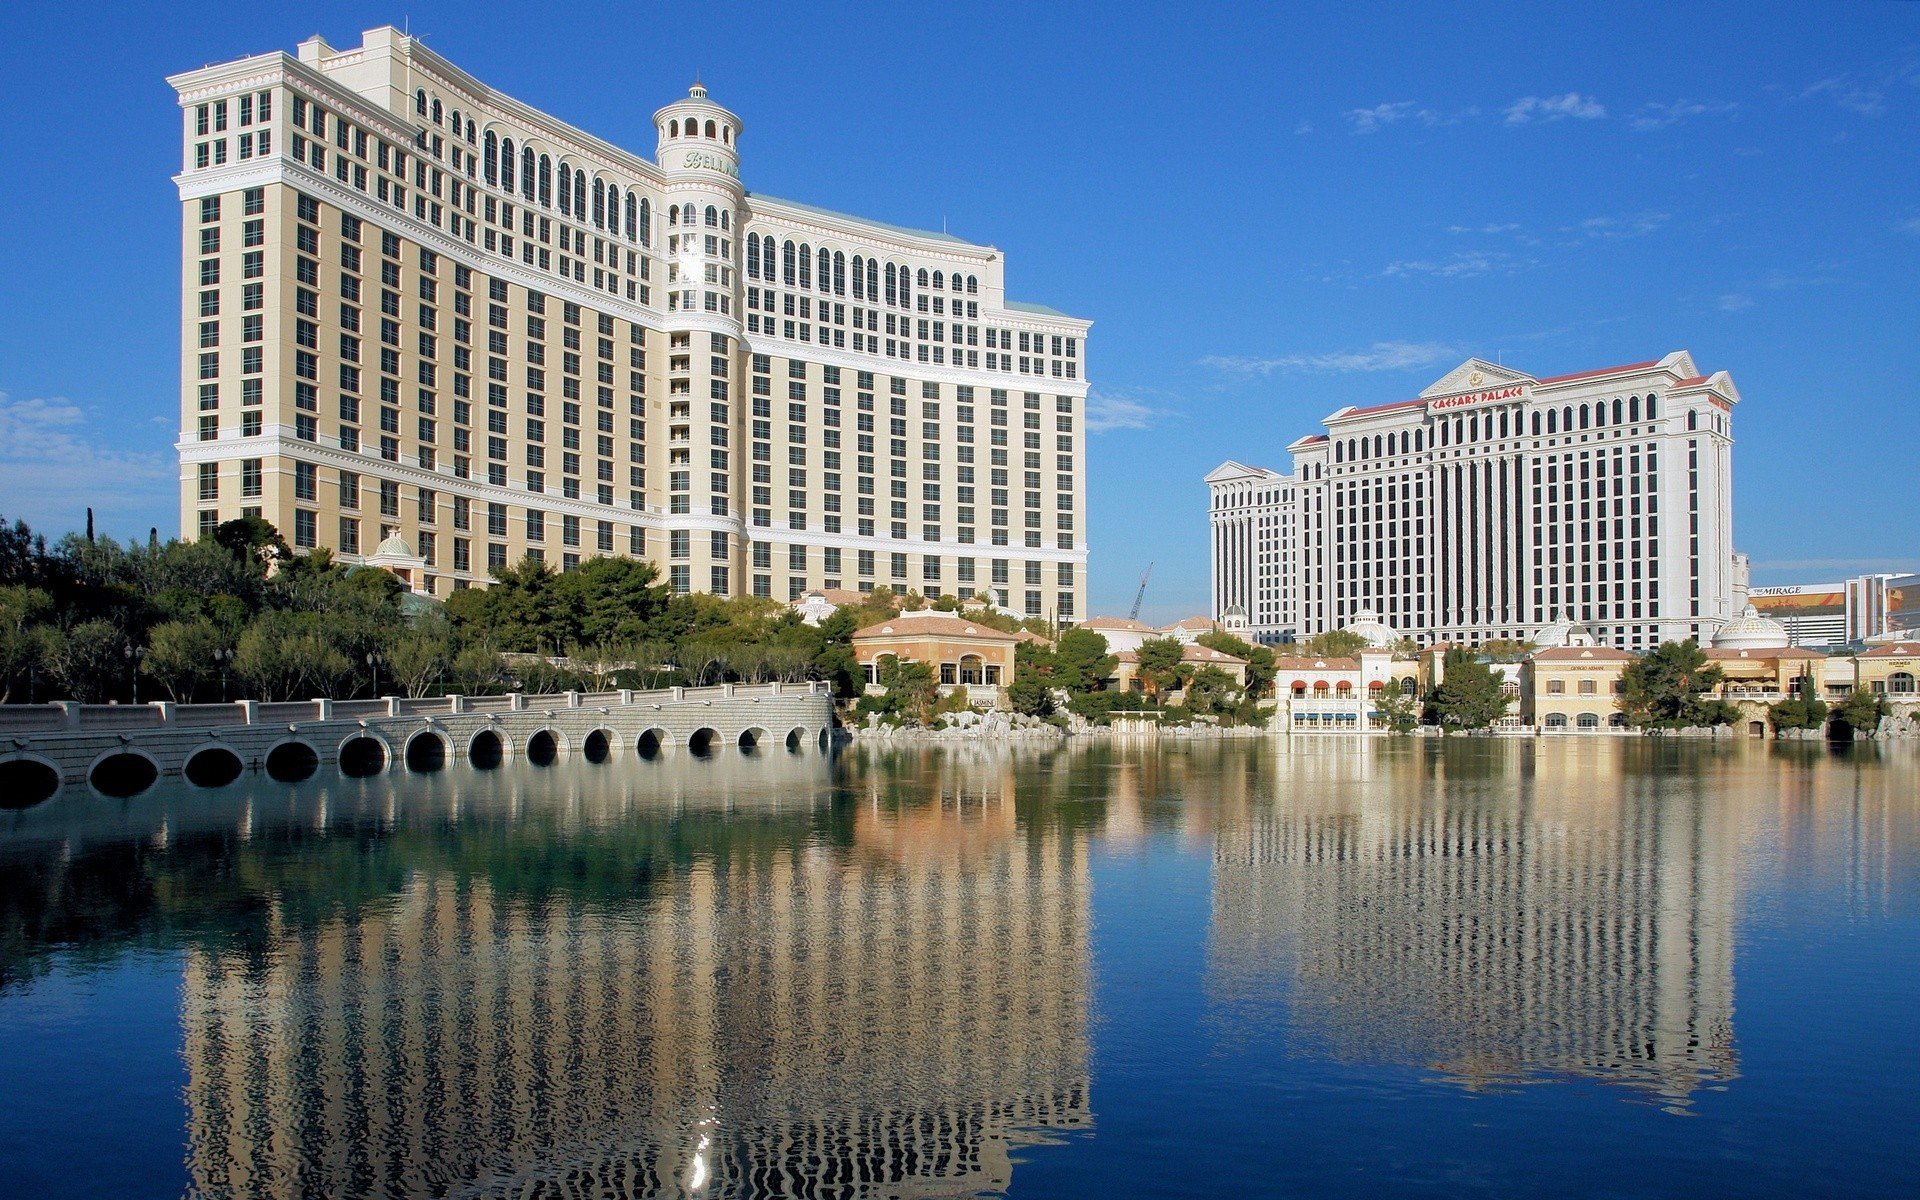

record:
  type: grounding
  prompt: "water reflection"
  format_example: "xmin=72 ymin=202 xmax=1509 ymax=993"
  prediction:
xmin=1207 ymin=740 xmax=1742 ymax=1107
xmin=1 ymin=751 xmax=1092 ymax=1199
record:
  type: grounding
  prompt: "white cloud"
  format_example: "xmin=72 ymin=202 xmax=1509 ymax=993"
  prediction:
xmin=0 ymin=390 xmax=176 ymax=537
xmin=1345 ymin=102 xmax=1438 ymax=133
xmin=1085 ymin=389 xmax=1177 ymax=434
xmin=1717 ymin=293 xmax=1754 ymax=313
xmin=1569 ymin=211 xmax=1670 ymax=240
xmin=1799 ymin=76 xmax=1886 ymax=116
xmin=1446 ymin=222 xmax=1521 ymax=236
xmin=1899 ymin=217 xmax=1920 ymax=236
xmin=1379 ymin=251 xmax=1532 ymax=279
xmin=1629 ymin=99 xmax=1739 ymax=131
xmin=1202 ymin=341 xmax=1457 ymax=377
xmin=1503 ymin=92 xmax=1607 ymax=124
xmin=1293 ymin=119 xmax=1314 ymax=135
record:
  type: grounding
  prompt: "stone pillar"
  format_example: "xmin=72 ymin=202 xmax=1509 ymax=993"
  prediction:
xmin=239 ymin=700 xmax=261 ymax=724
xmin=722 ymin=682 xmax=735 ymax=698
xmin=56 ymin=701 xmax=80 ymax=729
xmin=448 ymin=694 xmax=468 ymax=714
xmin=671 ymin=687 xmax=685 ymax=702
xmin=151 ymin=702 xmax=175 ymax=725
xmin=770 ymin=680 xmax=783 ymax=696
xmin=509 ymin=692 xmax=527 ymax=712
xmin=311 ymin=698 xmax=332 ymax=720
xmin=385 ymin=696 xmax=402 ymax=717
xmin=619 ymin=689 xmax=633 ymax=705
xmin=566 ymin=690 xmax=582 ymax=709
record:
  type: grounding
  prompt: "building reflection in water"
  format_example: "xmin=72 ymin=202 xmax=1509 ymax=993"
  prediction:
xmin=1207 ymin=739 xmax=1742 ymax=1109
xmin=3 ymin=749 xmax=1092 ymax=1199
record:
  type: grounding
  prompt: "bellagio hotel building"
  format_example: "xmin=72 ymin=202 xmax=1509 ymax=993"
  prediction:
xmin=169 ymin=27 xmax=1090 ymax=618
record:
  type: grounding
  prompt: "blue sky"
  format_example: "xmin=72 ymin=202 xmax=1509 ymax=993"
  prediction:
xmin=1 ymin=1 xmax=1915 ymax=622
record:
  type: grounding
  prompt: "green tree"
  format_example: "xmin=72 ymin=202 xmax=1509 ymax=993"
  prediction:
xmin=451 ymin=643 xmax=506 ymax=695
xmin=212 ymin=515 xmax=290 ymax=570
xmin=1050 ymin=628 xmax=1116 ymax=692
xmin=386 ymin=620 xmax=455 ymax=697
xmin=0 ymin=586 xmax=53 ymax=703
xmin=1832 ymin=687 xmax=1888 ymax=737
xmin=1477 ymin=638 xmax=1535 ymax=663
xmin=1621 ymin=639 xmax=1737 ymax=728
xmin=1198 ymin=630 xmax=1276 ymax=698
xmin=234 ymin=612 xmax=355 ymax=701
xmin=44 ymin=619 xmax=133 ymax=703
xmin=1183 ymin=664 xmax=1241 ymax=718
xmin=1135 ymin=637 xmax=1186 ymax=697
xmin=1374 ymin=684 xmax=1422 ymax=733
xmin=1299 ymin=628 xmax=1369 ymax=658
xmin=857 ymin=655 xmax=938 ymax=724
xmin=1768 ymin=673 xmax=1830 ymax=734
xmin=142 ymin=618 xmax=225 ymax=702
xmin=1430 ymin=648 xmax=1510 ymax=730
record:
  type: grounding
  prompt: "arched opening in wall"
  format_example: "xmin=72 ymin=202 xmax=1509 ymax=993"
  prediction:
xmin=738 ymin=727 xmax=767 ymax=754
xmin=786 ymin=727 xmax=805 ymax=753
xmin=689 ymin=727 xmax=718 ymax=758
xmin=184 ymin=747 xmax=244 ymax=788
xmin=527 ymin=730 xmax=559 ymax=766
xmin=818 ymin=727 xmax=832 ymax=752
xmin=339 ymin=736 xmax=387 ymax=778
xmin=468 ymin=729 xmax=505 ymax=770
xmin=0 ymin=759 xmax=59 ymax=808
xmin=583 ymin=729 xmax=612 ymax=764
xmin=266 ymin=742 xmax=319 ymax=783
xmin=1827 ymin=716 xmax=1857 ymax=745
xmin=405 ymin=732 xmax=448 ymax=773
xmin=1748 ymin=720 xmax=1766 ymax=739
xmin=90 ymin=752 xmax=158 ymax=798
xmin=637 ymin=728 xmax=665 ymax=760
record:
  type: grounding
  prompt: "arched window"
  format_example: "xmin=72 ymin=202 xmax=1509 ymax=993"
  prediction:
xmin=866 ymin=259 xmax=878 ymax=299
xmin=1373 ymin=434 xmax=1383 ymax=458
xmin=885 ymin=262 xmax=897 ymax=305
xmin=702 ymin=204 xmax=716 ymax=227
xmin=500 ymin=138 xmax=516 ymax=191
xmin=1687 ymin=409 xmax=1698 ymax=430
xmin=916 ymin=268 xmax=929 ymax=288
xmin=722 ymin=126 xmax=730 ymax=144
xmin=593 ymin=178 xmax=606 ymax=228
xmin=1335 ymin=441 xmax=1345 ymax=464
xmin=900 ymin=265 xmax=911 ymax=306
xmin=851 ymin=255 xmax=865 ymax=298
xmin=466 ymin=118 xmax=475 ymax=143
xmin=1889 ymin=671 xmax=1915 ymax=694
xmin=537 ymin=154 xmax=552 ymax=206
xmin=483 ymin=131 xmax=498 ymax=184
xmin=704 ymin=119 xmax=716 ymax=139
xmin=520 ymin=146 xmax=535 ymax=199
xmin=1629 ymin=395 xmax=1641 ymax=422
xmin=1531 ymin=411 xmax=1541 ymax=435
xmin=669 ymin=119 xmax=679 ymax=136
xmin=1562 ymin=405 xmax=1574 ymax=432
xmin=1544 ymin=713 xmax=1568 ymax=729
xmin=450 ymin=108 xmax=460 ymax=134
xmin=817 ymin=247 xmax=831 ymax=291
xmin=558 ymin=165 xmax=572 ymax=215
xmin=1612 ymin=398 xmax=1623 ymax=424
xmin=1646 ymin=394 xmax=1659 ymax=418
xmin=415 ymin=89 xmax=427 ymax=116
xmin=798 ymin=244 xmax=812 ymax=288
xmin=720 ymin=210 xmax=730 ymax=231
xmin=833 ymin=251 xmax=846 ymax=295
xmin=431 ymin=98 xmax=442 ymax=125
xmin=782 ymin=240 xmax=796 ymax=286
xmin=638 ymin=197 xmax=650 ymax=245
xmin=1577 ymin=712 xmax=1600 ymax=729
xmin=967 ymin=275 xmax=978 ymax=294
xmin=622 ymin=190 xmax=636 ymax=240
xmin=746 ymin=233 xmax=760 ymax=279
xmin=933 ymin=270 xmax=944 ymax=290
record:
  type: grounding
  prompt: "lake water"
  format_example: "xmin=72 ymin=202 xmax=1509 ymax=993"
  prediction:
xmin=2 ymin=738 xmax=1916 ymax=1198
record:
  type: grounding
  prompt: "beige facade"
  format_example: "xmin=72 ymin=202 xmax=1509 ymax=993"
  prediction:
xmin=850 ymin=610 xmax=1021 ymax=706
xmin=1525 ymin=646 xmax=1634 ymax=732
xmin=171 ymin=27 xmax=1088 ymax=617
xmin=1855 ymin=642 xmax=1920 ymax=696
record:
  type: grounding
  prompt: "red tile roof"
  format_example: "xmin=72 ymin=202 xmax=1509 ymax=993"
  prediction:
xmin=851 ymin=613 xmax=1021 ymax=642
xmin=1534 ymin=359 xmax=1664 ymax=385
xmin=1858 ymin=643 xmax=1920 ymax=658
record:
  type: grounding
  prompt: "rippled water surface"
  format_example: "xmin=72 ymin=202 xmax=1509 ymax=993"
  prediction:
xmin=2 ymin=739 xmax=1917 ymax=1198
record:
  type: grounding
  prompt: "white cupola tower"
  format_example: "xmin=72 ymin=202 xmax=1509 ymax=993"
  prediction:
xmin=653 ymin=82 xmax=743 ymax=180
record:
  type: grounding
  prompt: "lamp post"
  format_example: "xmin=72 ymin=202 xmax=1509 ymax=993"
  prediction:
xmin=124 ymin=645 xmax=147 ymax=705
xmin=212 ymin=647 xmax=232 ymax=702
xmin=367 ymin=651 xmax=381 ymax=699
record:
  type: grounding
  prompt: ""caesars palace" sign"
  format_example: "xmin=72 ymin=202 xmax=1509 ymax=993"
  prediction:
xmin=1427 ymin=383 xmax=1528 ymax=413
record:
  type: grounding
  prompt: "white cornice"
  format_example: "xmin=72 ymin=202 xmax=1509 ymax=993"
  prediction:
xmin=171 ymin=53 xmax=421 ymax=146
xmin=744 ymin=525 xmax=1086 ymax=565
xmin=739 ymin=332 xmax=1088 ymax=397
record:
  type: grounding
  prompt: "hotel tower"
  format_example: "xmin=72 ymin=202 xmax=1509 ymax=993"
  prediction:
xmin=1208 ymin=354 xmax=1740 ymax=651
xmin=170 ymin=27 xmax=1090 ymax=618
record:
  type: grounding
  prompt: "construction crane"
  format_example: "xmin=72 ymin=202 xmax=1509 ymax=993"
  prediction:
xmin=1128 ymin=563 xmax=1154 ymax=622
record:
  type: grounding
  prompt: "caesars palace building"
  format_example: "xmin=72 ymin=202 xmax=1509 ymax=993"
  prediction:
xmin=170 ymin=27 xmax=1090 ymax=618
xmin=1208 ymin=354 xmax=1742 ymax=653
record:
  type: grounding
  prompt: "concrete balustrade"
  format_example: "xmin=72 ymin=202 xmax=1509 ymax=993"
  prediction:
xmin=0 ymin=682 xmax=835 ymax=807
